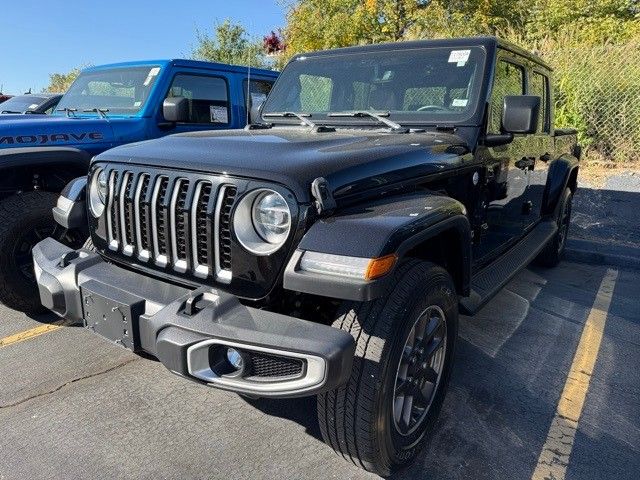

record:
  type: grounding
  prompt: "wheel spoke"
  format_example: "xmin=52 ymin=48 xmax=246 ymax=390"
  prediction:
xmin=423 ymin=314 xmax=442 ymax=344
xmin=424 ymin=335 xmax=445 ymax=361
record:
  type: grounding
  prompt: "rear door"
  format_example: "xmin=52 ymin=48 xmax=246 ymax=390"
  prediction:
xmin=522 ymin=68 xmax=553 ymax=228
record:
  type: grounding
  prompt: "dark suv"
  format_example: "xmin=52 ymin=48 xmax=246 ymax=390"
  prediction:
xmin=34 ymin=37 xmax=579 ymax=475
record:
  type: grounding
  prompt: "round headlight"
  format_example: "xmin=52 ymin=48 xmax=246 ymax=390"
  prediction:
xmin=89 ymin=169 xmax=107 ymax=218
xmin=97 ymin=169 xmax=107 ymax=203
xmin=252 ymin=191 xmax=291 ymax=244
xmin=234 ymin=189 xmax=292 ymax=256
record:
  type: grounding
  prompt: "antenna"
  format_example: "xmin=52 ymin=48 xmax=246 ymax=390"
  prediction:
xmin=246 ymin=22 xmax=253 ymax=126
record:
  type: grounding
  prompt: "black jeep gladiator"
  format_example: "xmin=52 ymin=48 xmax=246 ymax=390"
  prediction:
xmin=33 ymin=37 xmax=579 ymax=476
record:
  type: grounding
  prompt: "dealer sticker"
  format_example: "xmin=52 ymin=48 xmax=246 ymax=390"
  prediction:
xmin=210 ymin=106 xmax=228 ymax=123
xmin=448 ymin=49 xmax=471 ymax=67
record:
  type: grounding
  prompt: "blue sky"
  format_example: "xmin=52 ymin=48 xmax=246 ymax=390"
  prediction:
xmin=0 ymin=0 xmax=286 ymax=94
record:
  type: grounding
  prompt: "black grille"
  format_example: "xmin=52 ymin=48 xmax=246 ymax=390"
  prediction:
xmin=123 ymin=173 xmax=135 ymax=246
xmin=219 ymin=187 xmax=236 ymax=271
xmin=248 ymin=352 xmax=304 ymax=378
xmin=196 ymin=183 xmax=212 ymax=265
xmin=156 ymin=177 xmax=169 ymax=256
xmin=175 ymin=180 xmax=190 ymax=260
xmin=138 ymin=175 xmax=151 ymax=251
xmin=104 ymin=168 xmax=237 ymax=282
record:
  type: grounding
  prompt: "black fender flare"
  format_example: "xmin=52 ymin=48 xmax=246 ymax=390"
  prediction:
xmin=542 ymin=154 xmax=579 ymax=217
xmin=53 ymin=176 xmax=87 ymax=230
xmin=283 ymin=192 xmax=471 ymax=301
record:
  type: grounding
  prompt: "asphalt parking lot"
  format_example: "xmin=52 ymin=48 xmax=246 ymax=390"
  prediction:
xmin=0 ymin=259 xmax=638 ymax=480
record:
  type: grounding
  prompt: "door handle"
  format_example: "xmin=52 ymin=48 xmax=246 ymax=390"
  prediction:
xmin=540 ymin=152 xmax=551 ymax=162
xmin=515 ymin=157 xmax=535 ymax=170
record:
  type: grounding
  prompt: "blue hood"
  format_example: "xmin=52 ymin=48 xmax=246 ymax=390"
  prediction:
xmin=0 ymin=115 xmax=117 ymax=150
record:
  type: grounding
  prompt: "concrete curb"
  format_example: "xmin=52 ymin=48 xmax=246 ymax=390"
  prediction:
xmin=565 ymin=238 xmax=640 ymax=271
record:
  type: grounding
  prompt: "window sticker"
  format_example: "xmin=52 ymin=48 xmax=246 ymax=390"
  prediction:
xmin=143 ymin=67 xmax=161 ymax=86
xmin=452 ymin=99 xmax=468 ymax=107
xmin=448 ymin=49 xmax=471 ymax=67
xmin=28 ymin=103 xmax=39 ymax=110
xmin=210 ymin=105 xmax=228 ymax=123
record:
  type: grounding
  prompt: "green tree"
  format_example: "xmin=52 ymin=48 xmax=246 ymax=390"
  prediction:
xmin=43 ymin=67 xmax=82 ymax=93
xmin=192 ymin=19 xmax=268 ymax=68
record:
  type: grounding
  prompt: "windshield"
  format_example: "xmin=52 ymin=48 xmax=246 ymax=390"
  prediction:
xmin=0 ymin=95 xmax=48 ymax=113
xmin=263 ymin=46 xmax=486 ymax=125
xmin=56 ymin=66 xmax=161 ymax=115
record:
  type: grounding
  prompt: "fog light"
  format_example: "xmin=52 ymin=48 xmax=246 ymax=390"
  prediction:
xmin=226 ymin=348 xmax=245 ymax=371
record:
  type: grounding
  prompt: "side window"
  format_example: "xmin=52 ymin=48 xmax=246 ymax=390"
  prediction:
xmin=530 ymin=71 xmax=550 ymax=133
xmin=299 ymin=74 xmax=333 ymax=111
xmin=243 ymin=79 xmax=274 ymax=111
xmin=489 ymin=60 xmax=525 ymax=133
xmin=166 ymin=74 xmax=230 ymax=124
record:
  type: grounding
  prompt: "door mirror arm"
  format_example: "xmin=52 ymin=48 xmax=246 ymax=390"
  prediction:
xmin=483 ymin=133 xmax=514 ymax=147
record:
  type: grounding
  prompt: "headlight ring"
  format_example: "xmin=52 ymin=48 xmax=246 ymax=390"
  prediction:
xmin=233 ymin=189 xmax=292 ymax=256
xmin=88 ymin=168 xmax=107 ymax=218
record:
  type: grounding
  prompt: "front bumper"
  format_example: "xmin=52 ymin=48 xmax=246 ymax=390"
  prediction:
xmin=33 ymin=238 xmax=355 ymax=398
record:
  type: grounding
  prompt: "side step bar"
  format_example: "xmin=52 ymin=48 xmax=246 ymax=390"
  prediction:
xmin=460 ymin=220 xmax=557 ymax=315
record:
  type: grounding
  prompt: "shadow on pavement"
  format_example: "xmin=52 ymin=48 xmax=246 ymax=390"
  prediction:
xmin=248 ymin=262 xmax=639 ymax=479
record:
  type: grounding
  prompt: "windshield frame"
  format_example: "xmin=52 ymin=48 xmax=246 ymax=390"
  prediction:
xmin=54 ymin=65 xmax=163 ymax=118
xmin=262 ymin=45 xmax=489 ymax=127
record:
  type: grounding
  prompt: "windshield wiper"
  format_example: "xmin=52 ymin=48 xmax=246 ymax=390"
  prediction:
xmin=1 ymin=110 xmax=21 ymax=114
xmin=327 ymin=110 xmax=407 ymax=132
xmin=83 ymin=108 xmax=109 ymax=118
xmin=56 ymin=107 xmax=77 ymax=118
xmin=263 ymin=111 xmax=316 ymax=128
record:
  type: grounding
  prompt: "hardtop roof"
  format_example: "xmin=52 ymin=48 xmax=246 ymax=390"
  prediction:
xmin=83 ymin=59 xmax=278 ymax=77
xmin=293 ymin=36 xmax=552 ymax=71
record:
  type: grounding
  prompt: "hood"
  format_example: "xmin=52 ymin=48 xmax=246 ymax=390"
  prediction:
xmin=0 ymin=115 xmax=116 ymax=149
xmin=96 ymin=127 xmax=471 ymax=202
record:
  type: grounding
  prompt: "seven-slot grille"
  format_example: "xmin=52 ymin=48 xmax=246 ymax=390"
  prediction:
xmin=104 ymin=168 xmax=237 ymax=283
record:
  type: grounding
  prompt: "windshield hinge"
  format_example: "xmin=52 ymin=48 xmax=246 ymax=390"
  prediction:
xmin=311 ymin=177 xmax=337 ymax=215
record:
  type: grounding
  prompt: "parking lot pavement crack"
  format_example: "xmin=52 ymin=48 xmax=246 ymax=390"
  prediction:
xmin=0 ymin=358 xmax=139 ymax=410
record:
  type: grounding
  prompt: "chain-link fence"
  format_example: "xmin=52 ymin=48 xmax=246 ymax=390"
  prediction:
xmin=540 ymin=41 xmax=640 ymax=164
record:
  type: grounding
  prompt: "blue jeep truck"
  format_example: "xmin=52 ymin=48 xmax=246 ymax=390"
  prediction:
xmin=0 ymin=59 xmax=277 ymax=312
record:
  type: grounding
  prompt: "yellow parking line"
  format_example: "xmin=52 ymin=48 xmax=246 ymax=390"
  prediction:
xmin=531 ymin=268 xmax=619 ymax=480
xmin=0 ymin=320 xmax=66 ymax=348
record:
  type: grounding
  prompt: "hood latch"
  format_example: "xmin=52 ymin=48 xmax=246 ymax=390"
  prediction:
xmin=311 ymin=177 xmax=336 ymax=215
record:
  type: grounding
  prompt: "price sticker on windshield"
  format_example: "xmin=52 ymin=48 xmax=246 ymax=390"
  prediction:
xmin=143 ymin=67 xmax=161 ymax=86
xmin=448 ymin=49 xmax=471 ymax=67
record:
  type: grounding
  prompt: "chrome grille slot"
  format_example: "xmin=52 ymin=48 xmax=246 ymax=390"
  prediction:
xmin=151 ymin=176 xmax=170 ymax=267
xmin=219 ymin=187 xmax=237 ymax=272
xmin=191 ymin=182 xmax=212 ymax=278
xmin=101 ymin=166 xmax=239 ymax=284
xmin=106 ymin=170 xmax=119 ymax=251
xmin=134 ymin=174 xmax=151 ymax=261
xmin=170 ymin=179 xmax=190 ymax=273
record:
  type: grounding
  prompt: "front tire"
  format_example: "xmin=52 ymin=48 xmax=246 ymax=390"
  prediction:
xmin=317 ymin=260 xmax=458 ymax=476
xmin=0 ymin=191 xmax=63 ymax=313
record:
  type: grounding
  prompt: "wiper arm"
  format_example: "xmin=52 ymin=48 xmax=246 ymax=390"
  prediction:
xmin=327 ymin=110 xmax=406 ymax=131
xmin=263 ymin=111 xmax=316 ymax=128
xmin=1 ymin=110 xmax=21 ymax=114
xmin=83 ymin=108 xmax=109 ymax=118
xmin=56 ymin=107 xmax=77 ymax=118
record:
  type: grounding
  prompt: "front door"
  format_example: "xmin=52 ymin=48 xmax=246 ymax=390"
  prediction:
xmin=164 ymin=72 xmax=233 ymax=135
xmin=475 ymin=58 xmax=530 ymax=261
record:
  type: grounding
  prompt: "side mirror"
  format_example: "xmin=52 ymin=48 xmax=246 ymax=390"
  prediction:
xmin=249 ymin=96 xmax=266 ymax=124
xmin=502 ymin=95 xmax=540 ymax=134
xmin=162 ymin=96 xmax=189 ymax=123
